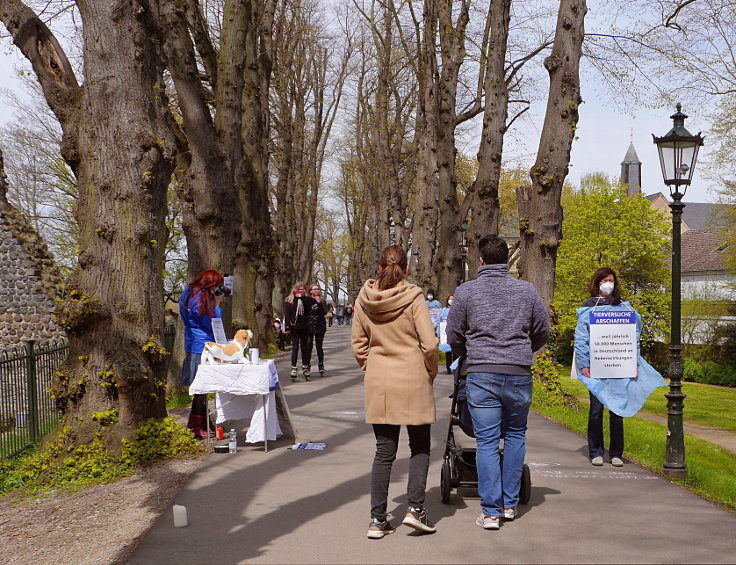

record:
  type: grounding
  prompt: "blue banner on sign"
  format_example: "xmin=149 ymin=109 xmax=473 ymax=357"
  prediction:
xmin=590 ymin=311 xmax=635 ymax=325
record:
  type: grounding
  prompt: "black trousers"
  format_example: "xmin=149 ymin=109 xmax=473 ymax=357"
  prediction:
xmin=308 ymin=331 xmax=325 ymax=366
xmin=290 ymin=329 xmax=310 ymax=367
xmin=588 ymin=391 xmax=624 ymax=459
xmin=370 ymin=423 xmax=431 ymax=521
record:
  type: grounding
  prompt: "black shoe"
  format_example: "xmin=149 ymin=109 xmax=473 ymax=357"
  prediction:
xmin=319 ymin=364 xmax=325 ymax=376
xmin=402 ymin=506 xmax=436 ymax=533
xmin=367 ymin=518 xmax=396 ymax=539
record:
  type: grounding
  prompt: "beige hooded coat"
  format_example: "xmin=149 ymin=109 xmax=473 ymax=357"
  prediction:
xmin=351 ymin=278 xmax=439 ymax=425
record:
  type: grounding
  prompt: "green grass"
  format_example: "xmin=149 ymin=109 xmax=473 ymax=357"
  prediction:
xmin=539 ymin=371 xmax=736 ymax=512
xmin=560 ymin=367 xmax=736 ymax=432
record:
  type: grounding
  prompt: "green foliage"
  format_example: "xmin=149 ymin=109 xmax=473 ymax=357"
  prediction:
xmin=683 ymin=358 xmax=736 ymax=388
xmin=531 ymin=351 xmax=568 ymax=408
xmin=91 ymin=409 xmax=119 ymax=428
xmin=554 ymin=174 xmax=672 ymax=357
xmin=166 ymin=389 xmax=193 ymax=410
xmin=120 ymin=417 xmax=200 ymax=467
xmin=0 ymin=417 xmax=201 ymax=496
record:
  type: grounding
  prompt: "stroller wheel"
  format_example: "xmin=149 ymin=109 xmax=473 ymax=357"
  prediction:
xmin=519 ymin=463 xmax=531 ymax=505
xmin=440 ymin=459 xmax=452 ymax=504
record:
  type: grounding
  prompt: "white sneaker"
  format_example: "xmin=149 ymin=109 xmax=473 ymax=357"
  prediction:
xmin=475 ymin=514 xmax=500 ymax=530
xmin=611 ymin=457 xmax=624 ymax=467
xmin=591 ymin=456 xmax=604 ymax=466
xmin=503 ymin=507 xmax=516 ymax=520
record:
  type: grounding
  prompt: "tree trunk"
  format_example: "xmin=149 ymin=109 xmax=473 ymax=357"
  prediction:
xmin=410 ymin=0 xmax=439 ymax=289
xmin=467 ymin=0 xmax=511 ymax=277
xmin=1 ymin=0 xmax=176 ymax=448
xmin=160 ymin=0 xmax=239 ymax=282
xmin=231 ymin=0 xmax=276 ymax=348
xmin=517 ymin=0 xmax=586 ymax=309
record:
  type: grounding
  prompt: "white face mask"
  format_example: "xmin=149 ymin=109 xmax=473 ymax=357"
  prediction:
xmin=448 ymin=299 xmax=453 ymax=306
xmin=427 ymin=295 xmax=434 ymax=301
xmin=599 ymin=281 xmax=614 ymax=296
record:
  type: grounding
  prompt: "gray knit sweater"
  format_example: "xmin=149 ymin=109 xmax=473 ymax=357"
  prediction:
xmin=445 ymin=264 xmax=550 ymax=374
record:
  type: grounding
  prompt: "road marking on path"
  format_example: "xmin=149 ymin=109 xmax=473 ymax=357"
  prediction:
xmin=532 ymin=469 xmax=660 ymax=480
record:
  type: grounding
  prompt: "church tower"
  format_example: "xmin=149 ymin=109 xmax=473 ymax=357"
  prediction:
xmin=621 ymin=142 xmax=642 ymax=196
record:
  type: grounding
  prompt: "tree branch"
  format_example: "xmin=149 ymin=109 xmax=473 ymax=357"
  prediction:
xmin=0 ymin=0 xmax=80 ymax=127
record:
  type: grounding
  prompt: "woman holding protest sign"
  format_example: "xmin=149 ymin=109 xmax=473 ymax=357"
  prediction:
xmin=574 ymin=267 xmax=667 ymax=467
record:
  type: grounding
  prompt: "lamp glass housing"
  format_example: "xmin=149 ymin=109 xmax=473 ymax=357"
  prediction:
xmin=652 ymin=104 xmax=704 ymax=196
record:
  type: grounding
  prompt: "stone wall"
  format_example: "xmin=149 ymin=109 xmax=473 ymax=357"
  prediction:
xmin=0 ymin=199 xmax=66 ymax=350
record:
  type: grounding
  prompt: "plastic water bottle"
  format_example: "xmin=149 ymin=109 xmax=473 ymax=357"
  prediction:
xmin=228 ymin=429 xmax=237 ymax=453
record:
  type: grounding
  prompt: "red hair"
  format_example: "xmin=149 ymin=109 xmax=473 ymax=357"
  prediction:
xmin=187 ymin=269 xmax=224 ymax=317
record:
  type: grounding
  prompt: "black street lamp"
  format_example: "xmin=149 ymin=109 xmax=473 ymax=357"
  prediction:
xmin=652 ymin=104 xmax=704 ymax=479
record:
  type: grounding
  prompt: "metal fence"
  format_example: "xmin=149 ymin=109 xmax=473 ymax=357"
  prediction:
xmin=0 ymin=325 xmax=176 ymax=459
xmin=0 ymin=339 xmax=67 ymax=459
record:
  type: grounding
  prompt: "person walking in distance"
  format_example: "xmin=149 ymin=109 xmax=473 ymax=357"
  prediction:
xmin=307 ymin=283 xmax=328 ymax=376
xmin=326 ymin=303 xmax=334 ymax=327
xmin=446 ymin=235 xmax=550 ymax=530
xmin=284 ymin=282 xmax=314 ymax=381
xmin=352 ymin=245 xmax=439 ymax=539
xmin=344 ymin=303 xmax=354 ymax=326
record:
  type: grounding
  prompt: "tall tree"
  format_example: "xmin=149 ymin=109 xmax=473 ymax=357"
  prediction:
xmin=160 ymin=0 xmax=276 ymax=345
xmin=1 ymin=1 xmax=176 ymax=447
xmin=517 ymin=0 xmax=586 ymax=310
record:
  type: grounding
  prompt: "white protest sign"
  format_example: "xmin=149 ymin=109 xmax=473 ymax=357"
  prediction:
xmin=223 ymin=275 xmax=234 ymax=293
xmin=439 ymin=321 xmax=448 ymax=346
xmin=211 ymin=318 xmax=228 ymax=344
xmin=589 ymin=310 xmax=637 ymax=378
xmin=429 ymin=307 xmax=441 ymax=328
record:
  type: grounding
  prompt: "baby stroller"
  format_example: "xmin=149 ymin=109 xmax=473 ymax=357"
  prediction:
xmin=440 ymin=357 xmax=531 ymax=505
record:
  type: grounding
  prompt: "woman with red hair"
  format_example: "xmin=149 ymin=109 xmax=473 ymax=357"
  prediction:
xmin=180 ymin=269 xmax=227 ymax=438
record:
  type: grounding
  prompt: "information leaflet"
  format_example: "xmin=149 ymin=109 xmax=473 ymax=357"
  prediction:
xmin=589 ymin=311 xmax=637 ymax=379
xmin=211 ymin=318 xmax=228 ymax=344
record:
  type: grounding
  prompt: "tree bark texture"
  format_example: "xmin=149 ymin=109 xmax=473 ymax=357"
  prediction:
xmin=1 ymin=0 xmax=176 ymax=447
xmin=432 ymin=0 xmax=470 ymax=301
xmin=410 ymin=0 xmax=440 ymax=290
xmin=160 ymin=0 xmax=239 ymax=281
xmin=517 ymin=0 xmax=586 ymax=309
xmin=232 ymin=0 xmax=276 ymax=348
xmin=467 ymin=0 xmax=511 ymax=277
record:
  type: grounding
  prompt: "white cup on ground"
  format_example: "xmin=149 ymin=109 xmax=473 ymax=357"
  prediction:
xmin=173 ymin=504 xmax=188 ymax=527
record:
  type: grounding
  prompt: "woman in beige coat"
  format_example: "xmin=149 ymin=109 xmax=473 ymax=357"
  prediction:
xmin=352 ymin=245 xmax=439 ymax=539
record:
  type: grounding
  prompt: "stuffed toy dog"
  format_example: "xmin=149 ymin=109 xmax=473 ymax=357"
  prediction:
xmin=202 ymin=329 xmax=253 ymax=364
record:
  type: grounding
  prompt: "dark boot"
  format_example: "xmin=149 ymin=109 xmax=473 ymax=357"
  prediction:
xmin=187 ymin=414 xmax=210 ymax=440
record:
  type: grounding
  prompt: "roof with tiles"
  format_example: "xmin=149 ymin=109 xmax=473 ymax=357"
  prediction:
xmin=681 ymin=229 xmax=729 ymax=273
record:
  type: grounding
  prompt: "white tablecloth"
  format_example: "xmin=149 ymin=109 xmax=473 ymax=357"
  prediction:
xmin=189 ymin=360 xmax=286 ymax=444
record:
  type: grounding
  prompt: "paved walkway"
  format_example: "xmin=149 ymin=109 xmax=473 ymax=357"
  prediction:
xmin=129 ymin=325 xmax=736 ymax=564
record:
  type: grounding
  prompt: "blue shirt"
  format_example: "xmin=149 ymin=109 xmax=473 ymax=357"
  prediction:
xmin=180 ymin=285 xmax=222 ymax=354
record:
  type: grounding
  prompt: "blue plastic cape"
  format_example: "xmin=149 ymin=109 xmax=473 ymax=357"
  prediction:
xmin=574 ymin=303 xmax=667 ymax=417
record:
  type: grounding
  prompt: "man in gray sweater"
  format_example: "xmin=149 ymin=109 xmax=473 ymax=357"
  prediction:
xmin=446 ymin=234 xmax=549 ymax=530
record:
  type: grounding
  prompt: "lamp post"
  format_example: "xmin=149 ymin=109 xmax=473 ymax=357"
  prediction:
xmin=652 ymin=103 xmax=704 ymax=479
xmin=458 ymin=218 xmax=469 ymax=282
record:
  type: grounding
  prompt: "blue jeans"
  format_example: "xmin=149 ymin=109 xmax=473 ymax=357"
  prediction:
xmin=466 ymin=372 xmax=532 ymax=517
